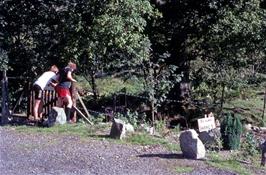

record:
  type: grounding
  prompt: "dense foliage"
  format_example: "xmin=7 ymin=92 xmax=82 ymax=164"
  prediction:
xmin=1 ymin=0 xmax=265 ymax=119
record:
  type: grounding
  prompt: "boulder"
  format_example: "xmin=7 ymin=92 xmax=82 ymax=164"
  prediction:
xmin=179 ymin=129 xmax=206 ymax=159
xmin=42 ymin=107 xmax=66 ymax=127
xmin=110 ymin=118 xmax=126 ymax=139
xmin=244 ymin=123 xmax=252 ymax=131
xmin=125 ymin=123 xmax=135 ymax=133
xmin=54 ymin=107 xmax=67 ymax=124
xmin=198 ymin=128 xmax=221 ymax=145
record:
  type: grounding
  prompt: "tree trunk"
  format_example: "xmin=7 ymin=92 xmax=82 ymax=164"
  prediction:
xmin=220 ymin=83 xmax=225 ymax=112
xmin=262 ymin=88 xmax=266 ymax=121
xmin=90 ymin=71 xmax=98 ymax=101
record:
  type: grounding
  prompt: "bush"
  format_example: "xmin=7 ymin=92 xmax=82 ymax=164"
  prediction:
xmin=241 ymin=132 xmax=259 ymax=158
xmin=114 ymin=109 xmax=138 ymax=127
xmin=221 ymin=113 xmax=243 ymax=150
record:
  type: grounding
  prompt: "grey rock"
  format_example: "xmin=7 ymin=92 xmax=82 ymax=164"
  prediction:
xmin=110 ymin=118 xmax=126 ymax=139
xmin=198 ymin=128 xmax=221 ymax=145
xmin=180 ymin=129 xmax=206 ymax=159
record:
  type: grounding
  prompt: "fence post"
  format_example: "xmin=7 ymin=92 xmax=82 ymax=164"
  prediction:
xmin=220 ymin=83 xmax=225 ymax=113
xmin=263 ymin=88 xmax=266 ymax=121
xmin=26 ymin=80 xmax=32 ymax=118
xmin=1 ymin=70 xmax=10 ymax=125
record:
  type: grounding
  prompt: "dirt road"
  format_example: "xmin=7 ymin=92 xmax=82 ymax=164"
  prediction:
xmin=0 ymin=127 xmax=236 ymax=175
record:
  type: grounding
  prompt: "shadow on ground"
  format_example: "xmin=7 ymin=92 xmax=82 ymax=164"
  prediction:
xmin=138 ymin=153 xmax=184 ymax=159
xmin=5 ymin=116 xmax=39 ymax=126
xmin=88 ymin=134 xmax=110 ymax=139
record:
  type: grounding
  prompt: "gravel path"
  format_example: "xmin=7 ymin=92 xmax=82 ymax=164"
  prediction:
xmin=0 ymin=127 xmax=236 ymax=175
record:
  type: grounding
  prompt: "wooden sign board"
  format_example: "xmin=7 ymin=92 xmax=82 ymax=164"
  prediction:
xmin=197 ymin=117 xmax=216 ymax=132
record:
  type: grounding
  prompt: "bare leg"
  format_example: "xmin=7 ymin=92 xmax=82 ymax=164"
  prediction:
xmin=57 ymin=97 xmax=64 ymax=107
xmin=33 ymin=99 xmax=41 ymax=120
xmin=65 ymin=95 xmax=73 ymax=122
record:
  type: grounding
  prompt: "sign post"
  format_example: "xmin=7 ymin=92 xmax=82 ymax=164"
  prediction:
xmin=197 ymin=117 xmax=216 ymax=132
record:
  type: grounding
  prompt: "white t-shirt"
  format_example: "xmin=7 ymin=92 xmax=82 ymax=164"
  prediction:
xmin=33 ymin=71 xmax=57 ymax=90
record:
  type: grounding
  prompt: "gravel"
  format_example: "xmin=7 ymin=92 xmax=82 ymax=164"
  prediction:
xmin=0 ymin=127 xmax=236 ymax=175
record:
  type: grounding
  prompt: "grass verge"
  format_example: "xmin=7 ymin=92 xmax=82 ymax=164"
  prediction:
xmin=122 ymin=133 xmax=180 ymax=151
xmin=207 ymin=153 xmax=251 ymax=175
xmin=175 ymin=166 xmax=194 ymax=174
xmin=12 ymin=123 xmax=93 ymax=137
xmin=7 ymin=124 xmax=180 ymax=151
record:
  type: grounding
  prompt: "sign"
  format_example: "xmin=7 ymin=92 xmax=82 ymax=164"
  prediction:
xmin=197 ymin=117 xmax=216 ymax=132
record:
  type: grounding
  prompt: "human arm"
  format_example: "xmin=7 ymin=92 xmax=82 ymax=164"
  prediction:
xmin=67 ymin=71 xmax=77 ymax=82
xmin=49 ymin=74 xmax=59 ymax=87
xmin=50 ymin=79 xmax=58 ymax=87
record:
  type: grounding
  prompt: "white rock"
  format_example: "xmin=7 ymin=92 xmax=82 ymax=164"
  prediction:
xmin=125 ymin=123 xmax=135 ymax=133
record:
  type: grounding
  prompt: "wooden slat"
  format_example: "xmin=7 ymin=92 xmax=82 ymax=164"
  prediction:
xmin=73 ymin=105 xmax=93 ymax=125
xmin=12 ymin=89 xmax=25 ymax=114
xmin=71 ymin=82 xmax=77 ymax=122
xmin=77 ymin=92 xmax=91 ymax=119
xmin=27 ymin=81 xmax=31 ymax=118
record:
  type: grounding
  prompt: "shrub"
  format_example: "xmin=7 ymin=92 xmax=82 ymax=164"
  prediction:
xmin=241 ymin=132 xmax=259 ymax=158
xmin=114 ymin=109 xmax=138 ymax=127
xmin=221 ymin=113 xmax=243 ymax=150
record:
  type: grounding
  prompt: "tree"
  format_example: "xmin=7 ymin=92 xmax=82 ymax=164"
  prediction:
xmin=190 ymin=0 xmax=266 ymax=105
xmin=76 ymin=0 xmax=159 ymax=99
xmin=152 ymin=0 xmax=266 ymax=102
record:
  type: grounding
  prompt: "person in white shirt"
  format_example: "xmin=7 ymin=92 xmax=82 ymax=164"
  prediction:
xmin=32 ymin=65 xmax=59 ymax=121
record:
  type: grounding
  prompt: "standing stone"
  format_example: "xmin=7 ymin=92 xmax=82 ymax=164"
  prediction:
xmin=179 ymin=129 xmax=206 ymax=159
xmin=110 ymin=118 xmax=126 ymax=139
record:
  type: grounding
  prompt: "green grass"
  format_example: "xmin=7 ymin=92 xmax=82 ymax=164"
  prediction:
xmin=207 ymin=153 xmax=251 ymax=175
xmin=122 ymin=133 xmax=180 ymax=151
xmin=175 ymin=166 xmax=194 ymax=174
xmin=77 ymin=75 xmax=144 ymax=97
xmin=9 ymin=123 xmax=180 ymax=152
xmin=224 ymin=95 xmax=265 ymax=125
xmin=13 ymin=123 xmax=94 ymax=137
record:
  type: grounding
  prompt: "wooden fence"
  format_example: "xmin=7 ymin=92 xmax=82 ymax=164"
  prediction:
xmin=28 ymin=87 xmax=58 ymax=118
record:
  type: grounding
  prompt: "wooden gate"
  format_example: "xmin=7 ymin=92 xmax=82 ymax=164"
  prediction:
xmin=28 ymin=86 xmax=58 ymax=118
xmin=2 ymin=74 xmax=93 ymax=124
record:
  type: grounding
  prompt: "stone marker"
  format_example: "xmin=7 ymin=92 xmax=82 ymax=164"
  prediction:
xmin=179 ymin=129 xmax=206 ymax=159
xmin=110 ymin=118 xmax=126 ymax=139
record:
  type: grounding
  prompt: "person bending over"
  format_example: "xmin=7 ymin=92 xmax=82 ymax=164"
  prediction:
xmin=32 ymin=65 xmax=59 ymax=121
